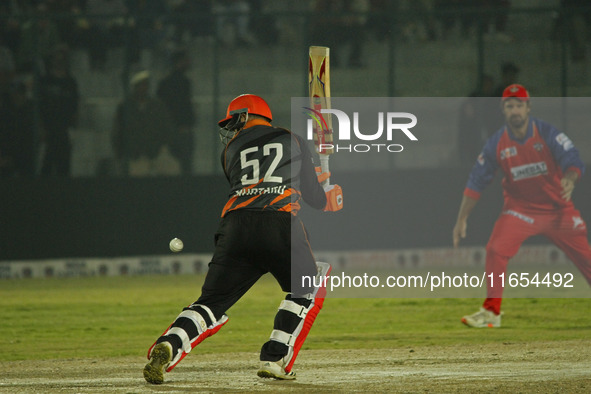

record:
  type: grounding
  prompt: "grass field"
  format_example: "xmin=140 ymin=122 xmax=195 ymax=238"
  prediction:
xmin=1 ymin=274 xmax=590 ymax=360
xmin=1 ymin=274 xmax=590 ymax=392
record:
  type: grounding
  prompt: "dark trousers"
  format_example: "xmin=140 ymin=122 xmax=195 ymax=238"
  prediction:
xmin=156 ymin=210 xmax=321 ymax=364
xmin=196 ymin=210 xmax=317 ymax=319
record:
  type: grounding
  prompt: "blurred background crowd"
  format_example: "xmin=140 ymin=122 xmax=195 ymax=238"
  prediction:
xmin=0 ymin=0 xmax=590 ymax=178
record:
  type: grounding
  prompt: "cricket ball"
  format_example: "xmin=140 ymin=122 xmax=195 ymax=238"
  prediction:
xmin=169 ymin=238 xmax=184 ymax=253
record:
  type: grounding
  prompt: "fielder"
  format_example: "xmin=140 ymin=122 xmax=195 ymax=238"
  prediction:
xmin=143 ymin=94 xmax=343 ymax=384
xmin=453 ymin=84 xmax=591 ymax=327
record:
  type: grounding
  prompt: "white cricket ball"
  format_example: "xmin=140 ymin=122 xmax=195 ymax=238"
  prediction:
xmin=169 ymin=238 xmax=184 ymax=253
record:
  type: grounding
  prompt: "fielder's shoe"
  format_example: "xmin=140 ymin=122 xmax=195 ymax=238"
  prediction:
xmin=461 ymin=307 xmax=502 ymax=328
xmin=257 ymin=360 xmax=296 ymax=380
xmin=143 ymin=342 xmax=172 ymax=384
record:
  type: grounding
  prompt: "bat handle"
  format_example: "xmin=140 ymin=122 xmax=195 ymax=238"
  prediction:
xmin=319 ymin=154 xmax=330 ymax=187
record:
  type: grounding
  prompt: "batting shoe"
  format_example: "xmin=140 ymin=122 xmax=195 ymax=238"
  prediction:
xmin=143 ymin=342 xmax=172 ymax=384
xmin=461 ymin=307 xmax=502 ymax=328
xmin=257 ymin=360 xmax=296 ymax=380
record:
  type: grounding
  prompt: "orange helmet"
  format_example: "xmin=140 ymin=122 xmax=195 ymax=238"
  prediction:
xmin=218 ymin=94 xmax=272 ymax=127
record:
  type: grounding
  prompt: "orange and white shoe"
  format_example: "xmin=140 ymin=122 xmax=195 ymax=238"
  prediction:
xmin=257 ymin=360 xmax=296 ymax=380
xmin=461 ymin=308 xmax=502 ymax=328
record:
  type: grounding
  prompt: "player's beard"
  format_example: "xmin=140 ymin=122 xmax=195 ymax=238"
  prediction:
xmin=508 ymin=114 xmax=527 ymax=130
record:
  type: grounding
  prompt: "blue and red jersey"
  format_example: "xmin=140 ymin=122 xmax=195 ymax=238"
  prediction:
xmin=465 ymin=117 xmax=585 ymax=210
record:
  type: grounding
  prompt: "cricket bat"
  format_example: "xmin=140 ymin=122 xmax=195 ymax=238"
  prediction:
xmin=308 ymin=46 xmax=333 ymax=185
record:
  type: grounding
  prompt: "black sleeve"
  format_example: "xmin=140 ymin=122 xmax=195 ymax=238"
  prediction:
xmin=297 ymin=135 xmax=327 ymax=210
xmin=220 ymin=148 xmax=230 ymax=182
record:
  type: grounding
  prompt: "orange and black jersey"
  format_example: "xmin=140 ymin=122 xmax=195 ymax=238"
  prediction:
xmin=221 ymin=120 xmax=326 ymax=217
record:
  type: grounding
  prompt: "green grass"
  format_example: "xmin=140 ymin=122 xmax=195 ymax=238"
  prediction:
xmin=1 ymin=274 xmax=590 ymax=361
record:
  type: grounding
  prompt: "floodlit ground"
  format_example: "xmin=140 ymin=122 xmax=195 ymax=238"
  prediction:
xmin=1 ymin=274 xmax=590 ymax=393
xmin=2 ymin=341 xmax=590 ymax=393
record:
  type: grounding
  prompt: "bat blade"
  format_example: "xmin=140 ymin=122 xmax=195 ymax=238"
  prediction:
xmin=308 ymin=46 xmax=334 ymax=157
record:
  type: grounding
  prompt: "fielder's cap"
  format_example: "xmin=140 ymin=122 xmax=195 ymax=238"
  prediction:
xmin=502 ymin=84 xmax=529 ymax=101
xmin=130 ymin=70 xmax=150 ymax=86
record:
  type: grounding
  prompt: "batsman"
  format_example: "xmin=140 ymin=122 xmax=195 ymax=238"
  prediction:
xmin=143 ymin=94 xmax=343 ymax=384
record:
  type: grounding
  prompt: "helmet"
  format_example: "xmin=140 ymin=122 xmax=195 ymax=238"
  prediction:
xmin=218 ymin=94 xmax=272 ymax=127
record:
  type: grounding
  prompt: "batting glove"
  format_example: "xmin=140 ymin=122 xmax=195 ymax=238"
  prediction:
xmin=324 ymin=184 xmax=343 ymax=212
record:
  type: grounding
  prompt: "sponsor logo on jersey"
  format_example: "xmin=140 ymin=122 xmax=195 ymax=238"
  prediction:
xmin=234 ymin=185 xmax=287 ymax=197
xmin=572 ymin=216 xmax=585 ymax=230
xmin=500 ymin=146 xmax=517 ymax=160
xmin=477 ymin=153 xmax=485 ymax=165
xmin=503 ymin=209 xmax=534 ymax=224
xmin=510 ymin=161 xmax=548 ymax=181
xmin=533 ymin=142 xmax=544 ymax=151
xmin=556 ymin=133 xmax=574 ymax=151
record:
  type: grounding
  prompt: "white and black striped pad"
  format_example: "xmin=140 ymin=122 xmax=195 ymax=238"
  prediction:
xmin=156 ymin=304 xmax=228 ymax=368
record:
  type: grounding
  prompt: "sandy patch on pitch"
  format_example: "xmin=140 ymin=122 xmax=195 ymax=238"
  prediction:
xmin=1 ymin=340 xmax=590 ymax=393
